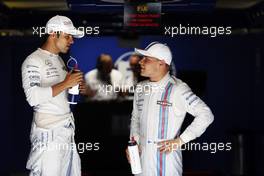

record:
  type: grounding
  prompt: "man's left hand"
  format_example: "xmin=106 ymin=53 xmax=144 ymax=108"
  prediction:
xmin=78 ymin=81 xmax=85 ymax=94
xmin=157 ymin=137 xmax=184 ymax=154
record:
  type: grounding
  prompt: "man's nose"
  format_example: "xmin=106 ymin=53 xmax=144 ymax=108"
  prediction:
xmin=69 ymin=36 xmax=74 ymax=44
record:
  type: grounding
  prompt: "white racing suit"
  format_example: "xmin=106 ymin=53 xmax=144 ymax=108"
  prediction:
xmin=130 ymin=73 xmax=214 ymax=176
xmin=21 ymin=48 xmax=81 ymax=176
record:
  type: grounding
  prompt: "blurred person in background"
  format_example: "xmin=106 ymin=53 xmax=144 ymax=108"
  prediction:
xmin=125 ymin=54 xmax=141 ymax=87
xmin=121 ymin=54 xmax=146 ymax=98
xmin=85 ymin=53 xmax=123 ymax=101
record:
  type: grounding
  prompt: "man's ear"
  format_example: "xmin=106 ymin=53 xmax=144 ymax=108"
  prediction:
xmin=49 ymin=31 xmax=61 ymax=38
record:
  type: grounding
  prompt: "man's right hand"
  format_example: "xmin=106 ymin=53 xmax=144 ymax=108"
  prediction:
xmin=63 ymin=70 xmax=83 ymax=88
xmin=52 ymin=70 xmax=83 ymax=97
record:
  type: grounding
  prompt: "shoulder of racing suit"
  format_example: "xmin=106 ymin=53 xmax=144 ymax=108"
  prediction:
xmin=168 ymin=76 xmax=195 ymax=99
xmin=22 ymin=49 xmax=46 ymax=68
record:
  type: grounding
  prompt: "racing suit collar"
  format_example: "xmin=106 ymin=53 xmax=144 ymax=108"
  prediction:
xmin=148 ymin=72 xmax=170 ymax=87
xmin=38 ymin=48 xmax=59 ymax=58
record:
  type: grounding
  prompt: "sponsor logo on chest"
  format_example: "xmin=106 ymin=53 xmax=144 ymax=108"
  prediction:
xmin=157 ymin=100 xmax=172 ymax=107
xmin=45 ymin=59 xmax=53 ymax=67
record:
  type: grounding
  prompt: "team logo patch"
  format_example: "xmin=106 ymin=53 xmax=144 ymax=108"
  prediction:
xmin=30 ymin=82 xmax=40 ymax=87
xmin=138 ymin=92 xmax=143 ymax=97
xmin=157 ymin=100 xmax=172 ymax=107
xmin=45 ymin=60 xmax=53 ymax=67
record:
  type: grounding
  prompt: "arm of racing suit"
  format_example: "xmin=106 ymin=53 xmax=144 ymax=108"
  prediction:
xmin=178 ymin=83 xmax=214 ymax=144
xmin=130 ymin=88 xmax=140 ymax=144
xmin=21 ymin=57 xmax=53 ymax=107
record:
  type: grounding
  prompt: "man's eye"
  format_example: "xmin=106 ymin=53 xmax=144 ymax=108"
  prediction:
xmin=145 ymin=58 xmax=151 ymax=62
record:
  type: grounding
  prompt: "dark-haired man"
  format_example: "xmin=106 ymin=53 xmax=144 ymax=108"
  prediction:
xmin=22 ymin=15 xmax=84 ymax=176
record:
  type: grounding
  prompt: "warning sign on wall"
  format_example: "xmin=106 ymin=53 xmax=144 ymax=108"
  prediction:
xmin=124 ymin=2 xmax=161 ymax=29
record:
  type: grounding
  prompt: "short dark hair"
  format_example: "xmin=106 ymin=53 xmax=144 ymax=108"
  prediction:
xmin=40 ymin=34 xmax=49 ymax=46
xmin=96 ymin=54 xmax=103 ymax=70
xmin=40 ymin=32 xmax=62 ymax=45
xmin=130 ymin=53 xmax=142 ymax=59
